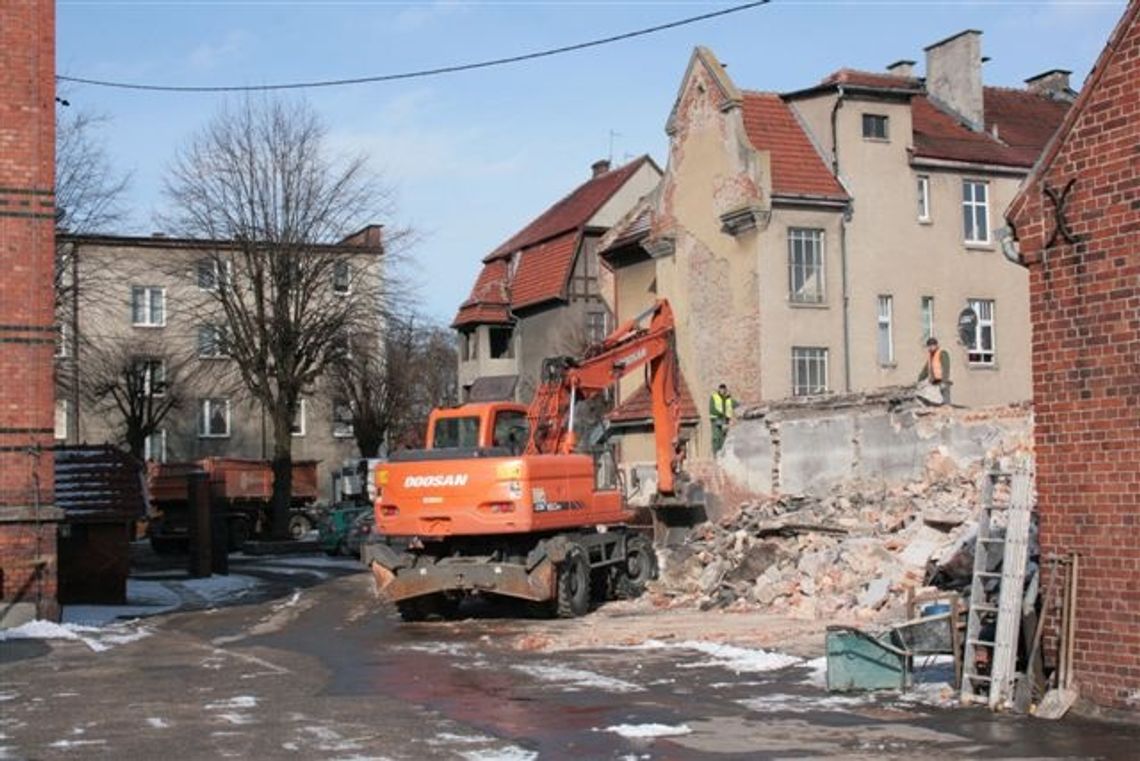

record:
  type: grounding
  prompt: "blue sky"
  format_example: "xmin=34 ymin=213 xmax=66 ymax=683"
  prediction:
xmin=57 ymin=1 xmax=1126 ymax=323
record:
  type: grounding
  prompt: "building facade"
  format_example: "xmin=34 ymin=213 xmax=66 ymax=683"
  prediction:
xmin=1006 ymin=0 xmax=1140 ymax=714
xmin=56 ymin=229 xmax=386 ymax=502
xmin=602 ymin=32 xmax=1071 ymax=459
xmin=0 ymin=0 xmax=61 ymax=626
xmin=453 ymin=157 xmax=662 ymax=403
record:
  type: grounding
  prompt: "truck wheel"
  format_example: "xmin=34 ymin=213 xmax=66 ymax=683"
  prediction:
xmin=555 ymin=546 xmax=591 ymax=618
xmin=288 ymin=514 xmax=312 ymax=540
xmin=616 ymin=533 xmax=658 ymax=599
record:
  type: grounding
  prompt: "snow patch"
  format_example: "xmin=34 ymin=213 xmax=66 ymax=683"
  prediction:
xmin=146 ymin=717 xmax=169 ymax=729
xmin=396 ymin=642 xmax=469 ymax=657
xmin=206 ymin=696 xmax=258 ymax=710
xmin=625 ymin=639 xmax=801 ymax=673
xmin=48 ymin=739 xmax=106 ymax=748
xmin=459 ymin=747 xmax=538 ymax=761
xmin=603 ymin=723 xmax=692 ymax=739
xmin=799 ymin=656 xmax=828 ymax=688
xmin=740 ymin=692 xmax=872 ymax=714
xmin=0 ymin=620 xmax=151 ymax=652
xmin=511 ymin=664 xmax=643 ymax=693
xmin=428 ymin=732 xmax=494 ymax=745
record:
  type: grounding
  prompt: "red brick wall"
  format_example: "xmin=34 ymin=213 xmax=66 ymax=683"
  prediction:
xmin=0 ymin=0 xmax=59 ymax=621
xmin=1009 ymin=1 xmax=1140 ymax=711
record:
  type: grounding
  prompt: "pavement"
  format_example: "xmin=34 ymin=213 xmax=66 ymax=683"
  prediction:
xmin=2 ymin=547 xmax=1140 ymax=760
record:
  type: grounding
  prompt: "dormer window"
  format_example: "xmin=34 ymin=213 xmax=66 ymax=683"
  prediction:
xmin=862 ymin=114 xmax=889 ymax=141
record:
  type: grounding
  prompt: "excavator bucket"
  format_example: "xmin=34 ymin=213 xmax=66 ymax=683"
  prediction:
xmin=649 ymin=480 xmax=707 ymax=547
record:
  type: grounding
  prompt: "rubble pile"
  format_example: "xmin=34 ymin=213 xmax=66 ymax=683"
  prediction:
xmin=653 ymin=472 xmax=992 ymax=622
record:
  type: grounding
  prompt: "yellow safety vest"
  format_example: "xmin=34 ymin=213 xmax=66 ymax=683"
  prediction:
xmin=711 ymin=393 xmax=734 ymax=420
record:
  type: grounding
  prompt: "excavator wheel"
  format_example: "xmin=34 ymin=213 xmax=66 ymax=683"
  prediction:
xmin=396 ymin=593 xmax=460 ymax=622
xmin=555 ymin=545 xmax=591 ymax=618
xmin=616 ymin=533 xmax=658 ymax=599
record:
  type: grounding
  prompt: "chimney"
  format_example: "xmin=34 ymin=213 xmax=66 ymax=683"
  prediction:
xmin=591 ymin=159 xmax=611 ymax=178
xmin=886 ymin=59 xmax=916 ymax=78
xmin=924 ymin=30 xmax=985 ymax=131
xmin=1025 ymin=69 xmax=1074 ymax=100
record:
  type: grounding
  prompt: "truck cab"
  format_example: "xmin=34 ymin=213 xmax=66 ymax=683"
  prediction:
xmin=424 ymin=402 xmax=530 ymax=453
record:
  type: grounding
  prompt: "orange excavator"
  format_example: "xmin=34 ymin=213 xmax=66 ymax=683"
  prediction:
xmin=366 ymin=300 xmax=705 ymax=620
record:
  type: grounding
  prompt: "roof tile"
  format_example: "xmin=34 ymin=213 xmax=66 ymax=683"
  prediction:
xmin=608 ymin=378 xmax=700 ymax=424
xmin=740 ymin=92 xmax=847 ymax=200
xmin=509 ymin=231 xmax=579 ymax=310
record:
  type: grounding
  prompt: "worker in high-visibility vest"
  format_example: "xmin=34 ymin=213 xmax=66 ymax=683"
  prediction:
xmin=709 ymin=383 xmax=735 ymax=454
xmin=917 ymin=337 xmax=952 ymax=405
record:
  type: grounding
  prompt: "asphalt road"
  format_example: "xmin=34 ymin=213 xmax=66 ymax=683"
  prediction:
xmin=3 ymin=554 xmax=1139 ymax=760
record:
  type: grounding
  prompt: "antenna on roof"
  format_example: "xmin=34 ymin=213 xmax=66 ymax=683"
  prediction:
xmin=608 ymin=129 xmax=622 ymax=163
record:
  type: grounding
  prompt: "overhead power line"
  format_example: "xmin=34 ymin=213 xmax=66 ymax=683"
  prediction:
xmin=57 ymin=1 xmax=769 ymax=94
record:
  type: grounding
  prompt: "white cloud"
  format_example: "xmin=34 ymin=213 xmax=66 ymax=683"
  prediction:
xmin=188 ymin=30 xmax=252 ymax=71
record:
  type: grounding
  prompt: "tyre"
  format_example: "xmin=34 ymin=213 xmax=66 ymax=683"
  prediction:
xmin=616 ymin=533 xmax=658 ymax=599
xmin=227 ymin=518 xmax=252 ymax=552
xmin=555 ymin=545 xmax=591 ymax=618
xmin=288 ymin=514 xmax=312 ymax=540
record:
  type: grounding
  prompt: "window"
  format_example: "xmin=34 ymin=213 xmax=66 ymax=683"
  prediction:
xmin=135 ymin=358 xmax=166 ymax=397
xmin=792 ymin=347 xmax=829 ymax=396
xmin=962 ymin=180 xmax=990 ymax=244
xmin=54 ymin=399 xmax=69 ymax=440
xmin=55 ymin=322 xmax=68 ymax=358
xmin=291 ymin=399 xmax=306 ymax=437
xmin=921 ymin=296 xmax=935 ymax=343
xmin=197 ymin=258 xmax=229 ymax=291
xmin=332 ymin=260 xmax=351 ymax=295
xmin=198 ymin=324 xmax=228 ymax=358
xmin=432 ymin=417 xmax=480 ymax=449
xmin=489 ymin=326 xmax=514 ymax=359
xmin=333 ymin=400 xmax=354 ymax=438
xmin=788 ymin=228 xmax=825 ymax=304
xmin=145 ymin=430 xmax=167 ymax=463
xmin=917 ymin=175 xmax=931 ymax=222
xmin=967 ymin=299 xmax=996 ymax=365
xmin=492 ymin=410 xmax=529 ymax=452
xmin=862 ymin=113 xmax=889 ymax=140
xmin=877 ymin=296 xmax=894 ymax=366
xmin=131 ymin=286 xmax=165 ymax=327
xmin=198 ymin=398 xmax=230 ymax=438
xmin=585 ymin=311 xmax=609 ymax=345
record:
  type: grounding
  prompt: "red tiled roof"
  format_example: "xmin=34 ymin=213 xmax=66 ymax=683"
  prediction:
xmin=453 ymin=258 xmax=511 ymax=327
xmin=608 ymin=378 xmax=700 ymax=425
xmin=740 ymin=92 xmax=847 ymax=200
xmin=912 ymin=91 xmax=1067 ymax=168
xmin=484 ymin=156 xmax=651 ymax=262
xmin=509 ymin=231 xmax=579 ymax=310
xmin=820 ymin=69 xmax=921 ymax=90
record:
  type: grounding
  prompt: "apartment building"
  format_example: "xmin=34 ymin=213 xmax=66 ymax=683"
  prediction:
xmin=55 ymin=227 xmax=385 ymax=501
xmin=454 ymin=156 xmax=662 ymax=403
xmin=601 ymin=31 xmax=1071 ymax=458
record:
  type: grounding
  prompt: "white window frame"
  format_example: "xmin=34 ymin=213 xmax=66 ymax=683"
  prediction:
xmin=921 ymin=296 xmax=935 ymax=343
xmin=291 ymin=399 xmax=307 ymax=437
xmin=862 ymin=113 xmax=889 ymax=140
xmin=332 ymin=260 xmax=351 ymax=295
xmin=198 ymin=324 xmax=229 ymax=359
xmin=144 ymin=429 xmax=167 ymax=463
xmin=197 ymin=258 xmax=230 ymax=291
xmin=967 ymin=298 xmax=996 ymax=365
xmin=332 ymin=399 xmax=355 ymax=439
xmin=917 ymin=175 xmax=931 ymax=222
xmin=137 ymin=358 xmax=167 ymax=397
xmin=131 ymin=286 xmax=166 ymax=327
xmin=54 ymin=399 xmax=69 ymax=440
xmin=198 ymin=398 xmax=231 ymax=438
xmin=962 ymin=180 xmax=990 ymax=244
xmin=585 ymin=311 xmax=609 ymax=345
xmin=792 ymin=347 xmax=829 ymax=396
xmin=877 ymin=295 xmax=894 ymax=366
xmin=788 ymin=228 xmax=826 ymax=304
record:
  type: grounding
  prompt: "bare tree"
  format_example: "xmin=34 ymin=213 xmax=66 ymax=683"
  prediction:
xmin=332 ymin=317 xmax=457 ymax=456
xmin=162 ymin=96 xmax=407 ymax=539
xmin=77 ymin=337 xmax=198 ymax=460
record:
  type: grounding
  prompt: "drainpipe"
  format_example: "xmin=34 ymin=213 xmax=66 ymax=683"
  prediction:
xmin=830 ymin=85 xmax=853 ymax=393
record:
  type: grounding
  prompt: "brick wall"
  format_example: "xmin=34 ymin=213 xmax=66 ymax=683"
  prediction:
xmin=1008 ymin=0 xmax=1140 ymax=711
xmin=0 ymin=0 xmax=60 ymax=623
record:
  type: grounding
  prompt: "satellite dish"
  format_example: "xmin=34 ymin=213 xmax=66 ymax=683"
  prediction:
xmin=957 ymin=307 xmax=978 ymax=347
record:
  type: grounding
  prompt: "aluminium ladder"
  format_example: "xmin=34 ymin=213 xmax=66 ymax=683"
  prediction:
xmin=960 ymin=467 xmax=1034 ymax=709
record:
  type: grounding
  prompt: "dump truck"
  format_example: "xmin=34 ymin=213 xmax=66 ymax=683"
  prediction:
xmin=367 ymin=300 xmax=705 ymax=620
xmin=147 ymin=457 xmax=322 ymax=553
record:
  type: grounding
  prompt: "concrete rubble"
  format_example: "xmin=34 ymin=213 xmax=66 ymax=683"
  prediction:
xmin=652 ymin=398 xmax=1032 ymax=623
